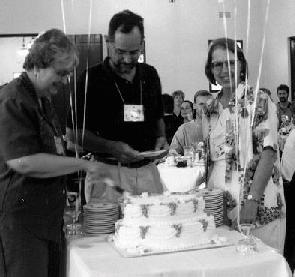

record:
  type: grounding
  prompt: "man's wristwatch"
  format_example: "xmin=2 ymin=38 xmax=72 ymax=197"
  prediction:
xmin=247 ymin=194 xmax=260 ymax=203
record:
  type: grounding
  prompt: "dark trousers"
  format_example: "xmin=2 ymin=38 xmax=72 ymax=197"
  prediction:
xmin=0 ymin=218 xmax=65 ymax=277
xmin=284 ymin=178 xmax=295 ymax=273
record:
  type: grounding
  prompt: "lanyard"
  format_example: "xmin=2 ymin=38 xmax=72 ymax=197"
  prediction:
xmin=19 ymin=73 xmax=60 ymax=137
xmin=114 ymin=80 xmax=143 ymax=105
xmin=38 ymin=98 xmax=60 ymax=136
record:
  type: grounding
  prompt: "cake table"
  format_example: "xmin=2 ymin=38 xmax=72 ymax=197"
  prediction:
xmin=67 ymin=226 xmax=291 ymax=277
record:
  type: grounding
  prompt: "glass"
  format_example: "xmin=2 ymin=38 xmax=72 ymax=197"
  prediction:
xmin=211 ymin=60 xmax=239 ymax=72
xmin=236 ymin=223 xmax=258 ymax=255
xmin=66 ymin=223 xmax=84 ymax=240
xmin=195 ymin=141 xmax=206 ymax=161
xmin=165 ymin=155 xmax=176 ymax=166
xmin=183 ymin=146 xmax=194 ymax=167
xmin=64 ymin=192 xmax=84 ymax=239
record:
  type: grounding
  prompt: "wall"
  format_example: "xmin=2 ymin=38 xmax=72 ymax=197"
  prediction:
xmin=0 ymin=0 xmax=292 ymax=101
xmin=0 ymin=37 xmax=26 ymax=84
xmin=263 ymin=0 xmax=295 ymax=99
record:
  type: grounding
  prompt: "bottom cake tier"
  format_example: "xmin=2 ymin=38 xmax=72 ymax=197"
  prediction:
xmin=113 ymin=214 xmax=216 ymax=252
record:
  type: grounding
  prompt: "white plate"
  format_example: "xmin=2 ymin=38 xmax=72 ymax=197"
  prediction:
xmin=138 ymin=149 xmax=168 ymax=159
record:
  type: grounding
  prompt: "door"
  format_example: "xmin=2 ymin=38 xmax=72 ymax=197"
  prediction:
xmin=289 ymin=37 xmax=295 ymax=101
xmin=51 ymin=34 xmax=103 ymax=134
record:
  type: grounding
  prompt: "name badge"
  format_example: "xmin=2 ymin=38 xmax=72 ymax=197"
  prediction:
xmin=54 ymin=136 xmax=65 ymax=155
xmin=215 ymin=142 xmax=225 ymax=158
xmin=124 ymin=105 xmax=144 ymax=122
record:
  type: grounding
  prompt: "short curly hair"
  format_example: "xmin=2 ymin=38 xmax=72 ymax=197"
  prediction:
xmin=181 ymin=100 xmax=193 ymax=111
xmin=23 ymin=28 xmax=78 ymax=70
xmin=205 ymin=37 xmax=248 ymax=85
xmin=277 ymin=84 xmax=289 ymax=95
xmin=108 ymin=10 xmax=144 ymax=42
xmin=172 ymin=90 xmax=185 ymax=100
xmin=193 ymin=90 xmax=211 ymax=103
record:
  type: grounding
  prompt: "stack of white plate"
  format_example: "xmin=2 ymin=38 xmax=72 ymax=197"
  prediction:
xmin=83 ymin=202 xmax=119 ymax=235
xmin=200 ymin=189 xmax=224 ymax=227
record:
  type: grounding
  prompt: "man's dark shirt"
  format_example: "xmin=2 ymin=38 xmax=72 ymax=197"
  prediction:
xmin=169 ymin=112 xmax=183 ymax=143
xmin=163 ymin=114 xmax=176 ymax=145
xmin=68 ymin=58 xmax=164 ymax=152
xmin=277 ymin=101 xmax=295 ymax=127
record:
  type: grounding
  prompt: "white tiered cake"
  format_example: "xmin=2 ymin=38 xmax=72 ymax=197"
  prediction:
xmin=113 ymin=192 xmax=216 ymax=254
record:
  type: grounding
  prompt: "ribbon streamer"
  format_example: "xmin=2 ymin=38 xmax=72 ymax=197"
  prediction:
xmin=60 ymin=0 xmax=66 ymax=33
xmin=81 ymin=0 xmax=93 ymax=148
xmin=251 ymin=0 xmax=271 ymax=127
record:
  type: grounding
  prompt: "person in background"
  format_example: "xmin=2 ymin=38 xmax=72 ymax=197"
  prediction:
xmin=180 ymin=100 xmax=194 ymax=123
xmin=66 ymin=10 xmax=167 ymax=203
xmin=0 ymin=29 xmax=108 ymax=277
xmin=259 ymin=87 xmax=273 ymax=100
xmin=277 ymin=84 xmax=295 ymax=128
xmin=275 ymin=85 xmax=295 ymax=153
xmin=281 ymin=128 xmax=295 ymax=273
xmin=193 ymin=89 xmax=212 ymax=120
xmin=171 ymin=90 xmax=185 ymax=133
xmin=170 ymin=91 xmax=212 ymax=155
xmin=203 ymin=37 xmax=285 ymax=252
xmin=172 ymin=90 xmax=185 ymax=121
xmin=162 ymin=93 xmax=175 ymax=144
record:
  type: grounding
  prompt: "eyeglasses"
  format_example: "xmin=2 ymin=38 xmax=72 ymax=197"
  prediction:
xmin=55 ymin=69 xmax=72 ymax=78
xmin=109 ymin=42 xmax=141 ymax=58
xmin=211 ymin=60 xmax=239 ymax=72
xmin=181 ymin=107 xmax=192 ymax=111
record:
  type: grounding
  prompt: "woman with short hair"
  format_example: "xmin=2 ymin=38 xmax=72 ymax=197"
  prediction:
xmin=0 ymin=29 xmax=108 ymax=277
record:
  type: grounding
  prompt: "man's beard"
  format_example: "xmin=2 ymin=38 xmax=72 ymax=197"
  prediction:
xmin=280 ymin=97 xmax=287 ymax=103
xmin=115 ymin=62 xmax=136 ymax=74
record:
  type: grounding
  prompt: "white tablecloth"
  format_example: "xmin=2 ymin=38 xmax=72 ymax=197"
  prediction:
xmin=68 ymin=227 xmax=291 ymax=277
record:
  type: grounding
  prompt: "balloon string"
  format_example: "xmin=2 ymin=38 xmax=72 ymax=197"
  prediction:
xmin=73 ymin=66 xmax=79 ymax=158
xmin=245 ymin=0 xmax=251 ymax=57
xmin=61 ymin=0 xmax=83 ymax=210
xmin=219 ymin=0 xmax=238 ymax=174
xmin=60 ymin=0 xmax=66 ymax=33
xmin=233 ymin=0 xmax=239 ymax=163
xmin=241 ymin=0 xmax=252 ymax=198
xmin=70 ymin=67 xmax=83 ymax=214
xmin=78 ymin=0 xmax=93 ymax=211
xmin=81 ymin=0 xmax=93 ymax=148
xmin=244 ymin=0 xmax=251 ymax=117
xmin=251 ymin=0 xmax=271 ymax=127
xmin=220 ymin=0 xmax=234 ymax=93
xmin=232 ymin=0 xmax=242 ymax=227
xmin=233 ymin=0 xmax=238 ymax=92
xmin=240 ymin=0 xmax=253 ymax=172
xmin=82 ymin=72 xmax=88 ymax=149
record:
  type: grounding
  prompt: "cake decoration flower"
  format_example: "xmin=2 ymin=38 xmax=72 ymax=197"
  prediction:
xmin=172 ymin=224 xmax=182 ymax=237
xmin=192 ymin=199 xmax=199 ymax=213
xmin=139 ymin=226 xmax=150 ymax=239
xmin=199 ymin=219 xmax=209 ymax=231
xmin=168 ymin=202 xmax=177 ymax=215
xmin=141 ymin=204 xmax=151 ymax=218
